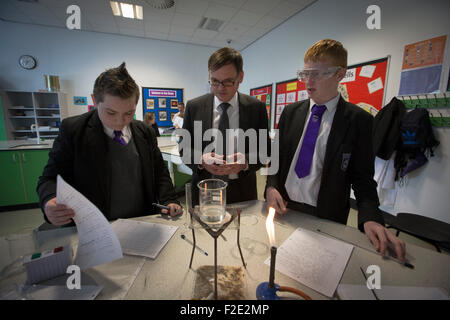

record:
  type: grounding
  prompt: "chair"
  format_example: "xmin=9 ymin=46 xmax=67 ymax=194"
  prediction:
xmin=385 ymin=212 xmax=450 ymax=253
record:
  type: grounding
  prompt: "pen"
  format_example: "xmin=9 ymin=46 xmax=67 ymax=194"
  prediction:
xmin=180 ymin=234 xmax=208 ymax=256
xmin=360 ymin=266 xmax=380 ymax=300
xmin=316 ymin=229 xmax=414 ymax=269
xmin=152 ymin=203 xmax=179 ymax=213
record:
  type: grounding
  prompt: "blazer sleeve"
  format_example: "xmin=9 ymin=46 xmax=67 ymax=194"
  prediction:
xmin=36 ymin=118 xmax=75 ymax=222
xmin=351 ymin=112 xmax=385 ymax=231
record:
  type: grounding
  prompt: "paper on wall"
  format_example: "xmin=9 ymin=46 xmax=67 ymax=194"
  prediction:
xmin=360 ymin=65 xmax=376 ymax=78
xmin=368 ymin=77 xmax=384 ymax=94
xmin=56 ymin=175 xmax=123 ymax=270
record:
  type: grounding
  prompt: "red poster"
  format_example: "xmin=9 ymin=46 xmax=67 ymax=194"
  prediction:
xmin=250 ymin=84 xmax=272 ymax=123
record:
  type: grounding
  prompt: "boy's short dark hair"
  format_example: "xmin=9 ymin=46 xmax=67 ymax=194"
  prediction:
xmin=93 ymin=62 xmax=140 ymax=104
xmin=208 ymin=47 xmax=243 ymax=74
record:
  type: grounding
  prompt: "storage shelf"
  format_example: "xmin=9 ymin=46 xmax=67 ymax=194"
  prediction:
xmin=1 ymin=90 xmax=67 ymax=141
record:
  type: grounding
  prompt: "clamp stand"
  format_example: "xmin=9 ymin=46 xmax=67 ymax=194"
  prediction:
xmin=188 ymin=207 xmax=246 ymax=300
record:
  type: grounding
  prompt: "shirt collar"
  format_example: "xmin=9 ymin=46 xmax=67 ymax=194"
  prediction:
xmin=310 ymin=93 xmax=340 ymax=114
xmin=214 ymin=91 xmax=239 ymax=112
xmin=103 ymin=124 xmax=132 ymax=140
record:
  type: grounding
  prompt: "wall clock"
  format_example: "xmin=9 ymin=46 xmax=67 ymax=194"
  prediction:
xmin=19 ymin=55 xmax=37 ymax=70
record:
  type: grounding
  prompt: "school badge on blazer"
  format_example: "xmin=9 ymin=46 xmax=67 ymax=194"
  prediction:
xmin=341 ymin=153 xmax=351 ymax=171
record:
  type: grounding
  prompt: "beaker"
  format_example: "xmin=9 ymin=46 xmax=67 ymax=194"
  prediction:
xmin=197 ymin=179 xmax=227 ymax=223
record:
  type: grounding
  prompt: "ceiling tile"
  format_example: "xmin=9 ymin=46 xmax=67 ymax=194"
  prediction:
xmin=189 ymin=37 xmax=212 ymax=46
xmin=211 ymin=0 xmax=246 ymax=9
xmin=203 ymin=3 xmax=238 ymax=21
xmin=169 ymin=25 xmax=195 ymax=37
xmin=144 ymin=31 xmax=169 ymax=40
xmin=221 ymin=23 xmax=249 ymax=36
xmin=254 ymin=15 xmax=284 ymax=30
xmin=145 ymin=21 xmax=170 ymax=34
xmin=229 ymin=10 xmax=263 ymax=26
xmin=119 ymin=26 xmax=145 ymax=37
xmin=172 ymin=12 xmax=202 ymax=28
xmin=115 ymin=16 xmax=144 ymax=29
xmin=175 ymin=0 xmax=208 ymax=15
xmin=192 ymin=28 xmax=218 ymax=40
xmin=241 ymin=0 xmax=281 ymax=15
xmin=268 ymin=1 xmax=301 ymax=19
xmin=167 ymin=34 xmax=192 ymax=43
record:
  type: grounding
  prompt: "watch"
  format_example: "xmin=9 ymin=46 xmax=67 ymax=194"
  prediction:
xmin=19 ymin=55 xmax=37 ymax=70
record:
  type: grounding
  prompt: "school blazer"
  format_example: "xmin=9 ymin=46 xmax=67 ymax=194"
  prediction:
xmin=182 ymin=92 xmax=269 ymax=203
xmin=37 ymin=110 xmax=178 ymax=222
xmin=266 ymin=97 xmax=384 ymax=231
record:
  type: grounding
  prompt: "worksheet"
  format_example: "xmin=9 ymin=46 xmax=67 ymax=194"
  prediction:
xmin=111 ymin=219 xmax=178 ymax=259
xmin=264 ymin=228 xmax=353 ymax=297
xmin=56 ymin=175 xmax=123 ymax=270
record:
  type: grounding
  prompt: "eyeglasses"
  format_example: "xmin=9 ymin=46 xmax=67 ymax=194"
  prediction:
xmin=297 ymin=66 xmax=342 ymax=81
xmin=208 ymin=76 xmax=239 ymax=88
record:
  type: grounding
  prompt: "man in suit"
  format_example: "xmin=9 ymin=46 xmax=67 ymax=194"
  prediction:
xmin=38 ymin=62 xmax=182 ymax=226
xmin=182 ymin=47 xmax=269 ymax=206
xmin=265 ymin=39 xmax=406 ymax=261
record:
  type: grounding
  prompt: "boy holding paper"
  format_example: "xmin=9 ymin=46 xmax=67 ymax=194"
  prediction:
xmin=38 ymin=62 xmax=182 ymax=226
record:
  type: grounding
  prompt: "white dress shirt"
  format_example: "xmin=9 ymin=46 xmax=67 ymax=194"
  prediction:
xmin=213 ymin=92 xmax=239 ymax=179
xmin=284 ymin=94 xmax=340 ymax=206
xmin=103 ymin=124 xmax=132 ymax=144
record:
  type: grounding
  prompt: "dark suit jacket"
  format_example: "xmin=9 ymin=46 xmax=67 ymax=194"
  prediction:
xmin=266 ymin=97 xmax=384 ymax=231
xmin=182 ymin=92 xmax=269 ymax=205
xmin=37 ymin=110 xmax=178 ymax=223
xmin=373 ymin=97 xmax=406 ymax=160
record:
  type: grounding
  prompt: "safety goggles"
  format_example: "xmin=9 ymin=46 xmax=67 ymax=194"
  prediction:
xmin=297 ymin=66 xmax=342 ymax=81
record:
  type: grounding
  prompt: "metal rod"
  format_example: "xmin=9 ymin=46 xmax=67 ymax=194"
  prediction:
xmin=237 ymin=211 xmax=246 ymax=268
xmin=214 ymin=236 xmax=218 ymax=300
xmin=268 ymin=246 xmax=277 ymax=288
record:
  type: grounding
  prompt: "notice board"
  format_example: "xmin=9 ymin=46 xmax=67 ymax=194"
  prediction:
xmin=250 ymin=84 xmax=272 ymax=127
xmin=339 ymin=57 xmax=389 ymax=115
xmin=274 ymin=57 xmax=389 ymax=128
xmin=142 ymin=87 xmax=183 ymax=127
xmin=274 ymin=79 xmax=307 ymax=128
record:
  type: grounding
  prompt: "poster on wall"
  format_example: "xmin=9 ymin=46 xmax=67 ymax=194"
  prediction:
xmin=338 ymin=57 xmax=389 ymax=116
xmin=250 ymin=84 xmax=272 ymax=128
xmin=142 ymin=87 xmax=183 ymax=127
xmin=399 ymin=35 xmax=447 ymax=95
xmin=274 ymin=79 xmax=307 ymax=128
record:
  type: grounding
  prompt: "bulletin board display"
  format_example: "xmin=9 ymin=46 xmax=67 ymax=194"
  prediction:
xmin=250 ymin=84 xmax=272 ymax=127
xmin=274 ymin=79 xmax=307 ymax=128
xmin=274 ymin=57 xmax=389 ymax=128
xmin=339 ymin=57 xmax=389 ymax=115
xmin=142 ymin=87 xmax=183 ymax=127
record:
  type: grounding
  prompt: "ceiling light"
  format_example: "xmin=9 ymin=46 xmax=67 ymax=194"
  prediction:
xmin=120 ymin=3 xmax=134 ymax=18
xmin=110 ymin=1 xmax=121 ymax=16
xmin=145 ymin=0 xmax=175 ymax=10
xmin=110 ymin=1 xmax=143 ymax=20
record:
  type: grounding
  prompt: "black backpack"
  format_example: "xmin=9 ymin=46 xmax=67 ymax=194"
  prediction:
xmin=394 ymin=108 xmax=439 ymax=179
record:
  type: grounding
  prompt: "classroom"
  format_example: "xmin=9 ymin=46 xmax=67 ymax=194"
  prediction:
xmin=0 ymin=0 xmax=449 ymax=304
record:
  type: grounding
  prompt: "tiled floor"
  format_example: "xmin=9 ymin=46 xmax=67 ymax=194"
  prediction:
xmin=0 ymin=170 xmax=445 ymax=255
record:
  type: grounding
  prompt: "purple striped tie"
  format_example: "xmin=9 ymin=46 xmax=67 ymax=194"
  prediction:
xmin=113 ymin=130 xmax=127 ymax=146
xmin=295 ymin=104 xmax=327 ymax=178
